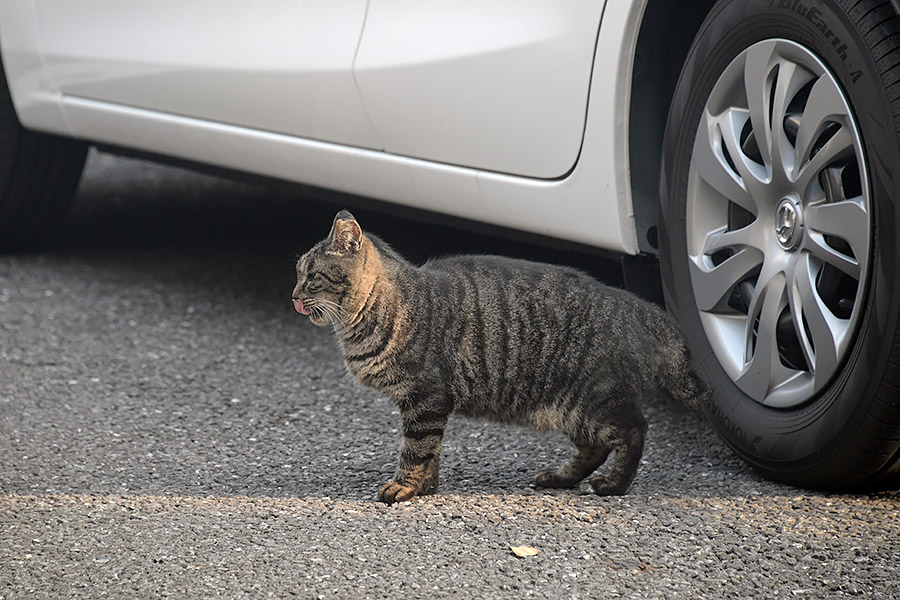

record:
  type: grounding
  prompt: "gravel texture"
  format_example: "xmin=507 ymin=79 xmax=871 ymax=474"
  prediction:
xmin=1 ymin=151 xmax=898 ymax=599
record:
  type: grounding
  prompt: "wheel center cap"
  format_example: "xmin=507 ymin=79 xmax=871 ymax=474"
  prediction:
xmin=775 ymin=197 xmax=803 ymax=250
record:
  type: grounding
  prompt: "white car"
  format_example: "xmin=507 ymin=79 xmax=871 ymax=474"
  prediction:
xmin=3 ymin=0 xmax=899 ymax=490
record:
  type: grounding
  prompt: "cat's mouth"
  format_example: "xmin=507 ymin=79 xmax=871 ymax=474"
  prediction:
xmin=293 ymin=299 xmax=312 ymax=316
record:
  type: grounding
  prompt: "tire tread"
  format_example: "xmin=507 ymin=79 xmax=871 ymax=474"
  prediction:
xmin=833 ymin=0 xmax=900 ymax=488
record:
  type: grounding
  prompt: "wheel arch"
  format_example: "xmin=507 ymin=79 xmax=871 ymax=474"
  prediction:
xmin=627 ymin=0 xmax=718 ymax=255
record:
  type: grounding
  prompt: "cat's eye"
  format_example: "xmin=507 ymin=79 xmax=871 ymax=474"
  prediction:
xmin=305 ymin=272 xmax=324 ymax=291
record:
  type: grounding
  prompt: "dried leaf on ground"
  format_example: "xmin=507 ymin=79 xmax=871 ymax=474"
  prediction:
xmin=510 ymin=545 xmax=540 ymax=558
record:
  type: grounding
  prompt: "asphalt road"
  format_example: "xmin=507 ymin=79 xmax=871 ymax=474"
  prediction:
xmin=1 ymin=151 xmax=898 ymax=599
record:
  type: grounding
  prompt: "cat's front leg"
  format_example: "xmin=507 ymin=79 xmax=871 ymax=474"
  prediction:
xmin=378 ymin=410 xmax=447 ymax=504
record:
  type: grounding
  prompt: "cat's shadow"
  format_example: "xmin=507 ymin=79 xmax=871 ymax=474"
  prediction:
xmin=423 ymin=406 xmax=779 ymax=502
xmin=305 ymin=402 xmax=784 ymax=503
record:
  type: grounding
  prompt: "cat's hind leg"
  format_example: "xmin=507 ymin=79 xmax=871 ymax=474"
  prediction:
xmin=533 ymin=441 xmax=611 ymax=489
xmin=588 ymin=421 xmax=647 ymax=496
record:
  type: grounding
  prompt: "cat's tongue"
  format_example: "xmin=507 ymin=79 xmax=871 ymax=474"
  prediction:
xmin=293 ymin=299 xmax=312 ymax=315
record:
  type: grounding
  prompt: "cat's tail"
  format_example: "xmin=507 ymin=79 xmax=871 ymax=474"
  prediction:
xmin=660 ymin=347 xmax=712 ymax=410
xmin=648 ymin=308 xmax=713 ymax=410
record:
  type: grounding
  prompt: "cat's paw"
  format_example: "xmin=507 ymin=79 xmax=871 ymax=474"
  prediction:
xmin=378 ymin=480 xmax=419 ymax=504
xmin=533 ymin=469 xmax=580 ymax=489
xmin=588 ymin=475 xmax=628 ymax=496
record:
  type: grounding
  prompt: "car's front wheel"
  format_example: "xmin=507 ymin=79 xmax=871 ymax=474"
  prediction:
xmin=0 ymin=54 xmax=87 ymax=250
xmin=660 ymin=0 xmax=900 ymax=488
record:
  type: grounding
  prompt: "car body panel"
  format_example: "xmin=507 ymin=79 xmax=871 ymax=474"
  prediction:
xmin=354 ymin=0 xmax=604 ymax=178
xmin=0 ymin=1 xmax=68 ymax=132
xmin=0 ymin=0 xmax=646 ymax=254
xmin=32 ymin=0 xmax=380 ymax=149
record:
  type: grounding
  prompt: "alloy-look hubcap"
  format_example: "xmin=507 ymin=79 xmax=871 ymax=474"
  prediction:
xmin=686 ymin=39 xmax=871 ymax=408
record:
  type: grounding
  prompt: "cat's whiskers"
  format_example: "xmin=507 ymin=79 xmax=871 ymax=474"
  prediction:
xmin=317 ymin=306 xmax=335 ymax=326
xmin=316 ymin=298 xmax=348 ymax=325
xmin=316 ymin=297 xmax=346 ymax=315
xmin=319 ymin=305 xmax=341 ymax=326
xmin=307 ymin=297 xmax=346 ymax=326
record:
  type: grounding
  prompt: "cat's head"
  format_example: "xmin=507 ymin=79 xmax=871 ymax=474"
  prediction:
xmin=292 ymin=210 xmax=368 ymax=326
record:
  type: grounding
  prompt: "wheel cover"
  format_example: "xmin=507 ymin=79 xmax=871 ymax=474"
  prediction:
xmin=687 ymin=39 xmax=871 ymax=408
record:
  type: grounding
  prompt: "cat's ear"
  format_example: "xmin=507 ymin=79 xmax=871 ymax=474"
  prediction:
xmin=328 ymin=210 xmax=362 ymax=253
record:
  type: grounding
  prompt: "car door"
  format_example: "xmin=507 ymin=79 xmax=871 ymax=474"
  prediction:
xmin=34 ymin=0 xmax=379 ymax=149
xmin=354 ymin=0 xmax=605 ymax=178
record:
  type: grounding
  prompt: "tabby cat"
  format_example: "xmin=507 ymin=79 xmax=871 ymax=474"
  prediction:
xmin=292 ymin=210 xmax=709 ymax=503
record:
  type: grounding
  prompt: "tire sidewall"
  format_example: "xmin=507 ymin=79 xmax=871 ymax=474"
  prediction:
xmin=660 ymin=0 xmax=900 ymax=485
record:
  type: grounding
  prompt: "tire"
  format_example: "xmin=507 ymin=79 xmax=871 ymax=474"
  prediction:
xmin=0 ymin=53 xmax=87 ymax=250
xmin=660 ymin=0 xmax=900 ymax=489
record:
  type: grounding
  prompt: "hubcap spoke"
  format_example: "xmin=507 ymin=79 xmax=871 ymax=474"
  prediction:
xmin=690 ymin=246 xmax=764 ymax=312
xmin=796 ymin=127 xmax=854 ymax=194
xmin=804 ymin=198 xmax=867 ymax=280
xmin=736 ymin=272 xmax=795 ymax=400
xmin=789 ymin=255 xmax=845 ymax=390
xmin=805 ymin=236 xmax=860 ymax=279
xmin=700 ymin=224 xmax=757 ymax=255
xmin=719 ymin=108 xmax=770 ymax=200
xmin=742 ymin=41 xmax=778 ymax=168
xmin=805 ymin=199 xmax=868 ymax=263
xmin=794 ymin=75 xmax=852 ymax=170
xmin=692 ymin=110 xmax=759 ymax=215
xmin=768 ymin=60 xmax=815 ymax=182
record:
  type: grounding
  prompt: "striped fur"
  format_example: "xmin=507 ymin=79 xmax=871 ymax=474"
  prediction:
xmin=293 ymin=211 xmax=710 ymax=503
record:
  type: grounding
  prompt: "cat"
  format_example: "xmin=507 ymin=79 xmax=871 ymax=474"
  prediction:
xmin=292 ymin=210 xmax=710 ymax=503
